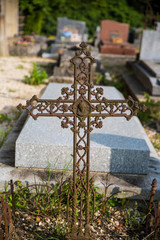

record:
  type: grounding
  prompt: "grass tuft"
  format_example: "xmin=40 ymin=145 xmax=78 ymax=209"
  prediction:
xmin=24 ymin=62 xmax=48 ymax=85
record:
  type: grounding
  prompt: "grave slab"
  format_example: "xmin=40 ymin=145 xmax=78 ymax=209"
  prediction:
xmin=129 ymin=30 xmax=160 ymax=96
xmin=0 ymin=90 xmax=160 ymax=200
xmin=15 ymin=83 xmax=157 ymax=174
xmin=132 ymin=62 xmax=160 ymax=96
xmin=122 ymin=72 xmax=160 ymax=102
xmin=140 ymin=60 xmax=160 ymax=78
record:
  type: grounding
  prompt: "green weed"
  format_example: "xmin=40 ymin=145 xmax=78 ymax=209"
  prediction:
xmin=0 ymin=113 xmax=11 ymax=123
xmin=0 ymin=127 xmax=11 ymax=148
xmin=94 ymin=72 xmax=104 ymax=85
xmin=16 ymin=64 xmax=24 ymax=69
xmin=152 ymin=137 xmax=160 ymax=150
xmin=8 ymin=88 xmax=16 ymax=93
xmin=4 ymin=163 xmax=148 ymax=239
xmin=104 ymin=74 xmax=125 ymax=92
xmin=137 ymin=93 xmax=160 ymax=124
xmin=0 ymin=110 xmax=20 ymax=126
xmin=94 ymin=72 xmax=125 ymax=92
xmin=24 ymin=62 xmax=48 ymax=85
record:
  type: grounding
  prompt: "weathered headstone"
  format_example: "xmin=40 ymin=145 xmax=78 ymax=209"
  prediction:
xmin=94 ymin=26 xmax=100 ymax=47
xmin=42 ymin=17 xmax=88 ymax=59
xmin=100 ymin=20 xmax=129 ymax=43
xmin=140 ymin=30 xmax=160 ymax=60
xmin=56 ymin=17 xmax=88 ymax=43
xmin=100 ymin=20 xmax=136 ymax=55
xmin=131 ymin=30 xmax=160 ymax=96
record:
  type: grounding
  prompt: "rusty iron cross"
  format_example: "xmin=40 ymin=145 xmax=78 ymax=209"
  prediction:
xmin=17 ymin=42 xmax=146 ymax=239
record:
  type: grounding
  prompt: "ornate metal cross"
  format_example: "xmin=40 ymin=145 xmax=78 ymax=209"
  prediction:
xmin=17 ymin=42 xmax=146 ymax=239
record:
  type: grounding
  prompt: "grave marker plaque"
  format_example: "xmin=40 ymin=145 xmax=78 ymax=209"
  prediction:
xmin=17 ymin=42 xmax=146 ymax=239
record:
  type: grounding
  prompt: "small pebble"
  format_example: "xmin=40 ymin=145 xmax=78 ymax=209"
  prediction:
xmin=90 ymin=226 xmax=97 ymax=233
xmin=46 ymin=218 xmax=50 ymax=223
xmin=39 ymin=221 xmax=42 ymax=226
xmin=115 ymin=221 xmax=119 ymax=226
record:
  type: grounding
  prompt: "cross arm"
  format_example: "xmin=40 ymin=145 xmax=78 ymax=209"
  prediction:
xmin=17 ymin=95 xmax=74 ymax=120
xmin=90 ymin=96 xmax=147 ymax=120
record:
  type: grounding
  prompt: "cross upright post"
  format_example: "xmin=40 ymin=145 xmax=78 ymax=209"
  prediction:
xmin=17 ymin=42 xmax=146 ymax=239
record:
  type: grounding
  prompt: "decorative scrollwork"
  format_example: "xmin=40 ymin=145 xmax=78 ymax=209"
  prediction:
xmin=127 ymin=96 xmax=147 ymax=119
xmin=61 ymin=117 xmax=74 ymax=129
xmin=61 ymin=87 xmax=74 ymax=100
xmin=70 ymin=42 xmax=96 ymax=87
xmin=17 ymin=95 xmax=75 ymax=120
xmin=91 ymin=87 xmax=104 ymax=100
xmin=90 ymin=116 xmax=103 ymax=129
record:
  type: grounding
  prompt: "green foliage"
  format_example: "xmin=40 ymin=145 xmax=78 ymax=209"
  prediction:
xmin=0 ymin=110 xmax=21 ymax=148
xmin=5 ymin=173 xmax=149 ymax=238
xmin=123 ymin=201 xmax=140 ymax=229
xmin=24 ymin=62 xmax=48 ymax=85
xmin=106 ymin=75 xmax=125 ymax=92
xmin=0 ymin=113 xmax=11 ymax=124
xmin=152 ymin=140 xmax=160 ymax=150
xmin=94 ymin=72 xmax=104 ymax=85
xmin=24 ymin=12 xmax=44 ymax=35
xmin=0 ymin=128 xmax=11 ymax=148
xmin=8 ymin=88 xmax=16 ymax=93
xmin=16 ymin=64 xmax=24 ymax=69
xmin=19 ymin=0 xmax=144 ymax=37
xmin=19 ymin=0 xmax=51 ymax=35
xmin=151 ymin=133 xmax=160 ymax=150
xmin=137 ymin=93 xmax=160 ymax=124
xmin=94 ymin=72 xmax=125 ymax=92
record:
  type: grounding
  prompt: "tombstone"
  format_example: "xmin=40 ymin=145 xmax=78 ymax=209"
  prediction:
xmin=56 ymin=17 xmax=88 ymax=43
xmin=93 ymin=26 xmax=100 ymax=47
xmin=100 ymin=20 xmax=136 ymax=55
xmin=155 ymin=22 xmax=160 ymax=31
xmin=42 ymin=17 xmax=88 ymax=59
xmin=131 ymin=30 xmax=160 ymax=96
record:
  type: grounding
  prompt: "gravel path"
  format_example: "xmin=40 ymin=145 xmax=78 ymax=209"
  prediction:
xmin=0 ymin=56 xmax=55 ymax=114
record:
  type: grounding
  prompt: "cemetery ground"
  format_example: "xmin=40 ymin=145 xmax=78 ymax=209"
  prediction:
xmin=0 ymin=56 xmax=160 ymax=239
